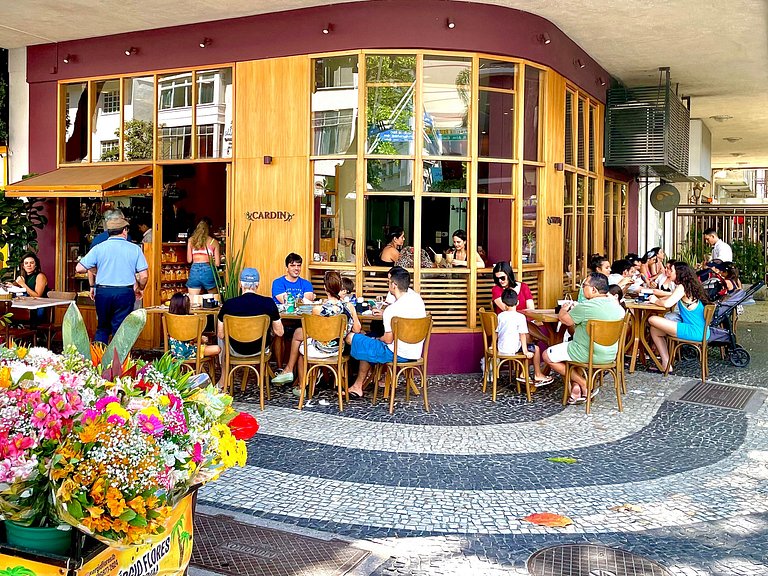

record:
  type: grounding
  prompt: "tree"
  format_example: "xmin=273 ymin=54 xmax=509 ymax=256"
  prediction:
xmin=100 ymin=119 xmax=154 ymax=161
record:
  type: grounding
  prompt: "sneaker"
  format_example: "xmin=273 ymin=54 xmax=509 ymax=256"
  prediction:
xmin=272 ymin=370 xmax=295 ymax=384
xmin=292 ymin=387 xmax=302 ymax=397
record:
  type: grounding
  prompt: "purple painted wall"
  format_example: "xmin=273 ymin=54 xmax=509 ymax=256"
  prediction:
xmin=428 ymin=331 xmax=483 ymax=375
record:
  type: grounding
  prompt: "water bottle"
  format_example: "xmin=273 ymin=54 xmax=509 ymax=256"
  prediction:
xmin=286 ymin=293 xmax=295 ymax=313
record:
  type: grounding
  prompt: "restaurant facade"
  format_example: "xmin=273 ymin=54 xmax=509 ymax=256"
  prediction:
xmin=7 ymin=0 xmax=637 ymax=372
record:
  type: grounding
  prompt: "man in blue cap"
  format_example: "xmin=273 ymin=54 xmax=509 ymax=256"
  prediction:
xmin=217 ymin=267 xmax=284 ymax=385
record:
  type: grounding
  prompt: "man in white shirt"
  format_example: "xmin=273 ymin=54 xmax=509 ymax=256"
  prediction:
xmin=703 ymin=228 xmax=733 ymax=264
xmin=346 ymin=266 xmax=426 ymax=398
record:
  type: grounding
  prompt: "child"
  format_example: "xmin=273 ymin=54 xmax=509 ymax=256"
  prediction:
xmin=497 ymin=289 xmax=554 ymax=386
xmin=340 ymin=275 xmax=356 ymax=303
xmin=167 ymin=292 xmax=221 ymax=360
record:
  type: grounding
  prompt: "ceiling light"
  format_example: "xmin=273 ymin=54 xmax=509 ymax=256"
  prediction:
xmin=596 ymin=76 xmax=606 ymax=86
xmin=537 ymin=32 xmax=551 ymax=45
xmin=574 ymin=58 xmax=585 ymax=69
xmin=737 ymin=161 xmax=749 ymax=165
xmin=199 ymin=37 xmax=212 ymax=48
xmin=722 ymin=137 xmax=742 ymax=143
xmin=709 ymin=115 xmax=733 ymax=122
xmin=446 ymin=18 xmax=455 ymax=29
xmin=62 ymin=54 xmax=74 ymax=64
xmin=730 ymin=152 xmax=744 ymax=157
xmin=124 ymin=47 xmax=138 ymax=56
xmin=322 ymin=23 xmax=333 ymax=34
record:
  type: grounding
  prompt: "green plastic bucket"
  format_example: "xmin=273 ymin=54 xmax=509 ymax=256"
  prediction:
xmin=4 ymin=521 xmax=71 ymax=555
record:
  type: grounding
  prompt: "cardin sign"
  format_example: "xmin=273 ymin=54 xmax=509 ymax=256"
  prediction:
xmin=244 ymin=211 xmax=294 ymax=222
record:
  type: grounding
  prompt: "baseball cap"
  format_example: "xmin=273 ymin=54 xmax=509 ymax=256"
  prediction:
xmin=240 ymin=267 xmax=260 ymax=283
xmin=105 ymin=217 xmax=130 ymax=230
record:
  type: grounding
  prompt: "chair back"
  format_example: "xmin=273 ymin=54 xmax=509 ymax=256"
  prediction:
xmin=302 ymin=313 xmax=346 ymax=345
xmin=48 ymin=291 xmax=76 ymax=300
xmin=585 ymin=315 xmax=629 ymax=366
xmin=162 ymin=313 xmax=205 ymax=352
xmin=223 ymin=314 xmax=270 ymax=347
xmin=478 ymin=309 xmax=498 ymax=351
xmin=702 ymin=304 xmax=716 ymax=344
xmin=391 ymin=315 xmax=433 ymax=358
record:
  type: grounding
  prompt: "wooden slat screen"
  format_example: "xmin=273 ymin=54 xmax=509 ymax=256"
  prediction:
xmin=420 ymin=273 xmax=469 ymax=329
xmin=476 ymin=269 xmax=540 ymax=323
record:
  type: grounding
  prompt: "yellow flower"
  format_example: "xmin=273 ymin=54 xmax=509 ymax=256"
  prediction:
xmin=127 ymin=496 xmax=146 ymax=515
xmin=158 ymin=395 xmax=171 ymax=407
xmin=105 ymin=402 xmax=130 ymax=422
xmin=139 ymin=405 xmax=162 ymax=421
xmin=0 ymin=367 xmax=11 ymax=388
xmin=58 ymin=479 xmax=77 ymax=502
xmin=86 ymin=505 xmax=105 ymax=518
xmin=16 ymin=347 xmax=28 ymax=359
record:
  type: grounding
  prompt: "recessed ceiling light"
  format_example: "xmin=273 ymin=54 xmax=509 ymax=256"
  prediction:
xmin=730 ymin=152 xmax=744 ymax=157
xmin=737 ymin=161 xmax=749 ymax=165
xmin=723 ymin=137 xmax=742 ymax=143
xmin=709 ymin=115 xmax=733 ymax=122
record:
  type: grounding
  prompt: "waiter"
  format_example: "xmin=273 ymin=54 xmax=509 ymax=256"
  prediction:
xmin=76 ymin=216 xmax=148 ymax=344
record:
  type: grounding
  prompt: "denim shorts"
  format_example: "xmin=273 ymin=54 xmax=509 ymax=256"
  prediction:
xmin=187 ymin=263 xmax=217 ymax=290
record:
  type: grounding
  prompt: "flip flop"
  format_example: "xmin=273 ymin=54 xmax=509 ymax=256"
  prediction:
xmin=567 ymin=396 xmax=586 ymax=405
xmin=349 ymin=390 xmax=364 ymax=400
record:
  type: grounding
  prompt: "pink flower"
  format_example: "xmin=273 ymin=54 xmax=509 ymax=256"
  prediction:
xmin=95 ymin=395 xmax=120 ymax=411
xmin=191 ymin=443 xmax=203 ymax=463
xmin=30 ymin=403 xmax=51 ymax=427
xmin=106 ymin=414 xmax=126 ymax=426
xmin=138 ymin=413 xmax=164 ymax=436
xmin=82 ymin=409 xmax=100 ymax=423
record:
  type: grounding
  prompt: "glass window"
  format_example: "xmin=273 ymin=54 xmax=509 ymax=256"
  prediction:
xmin=575 ymin=175 xmax=585 ymax=279
xmin=586 ymin=177 xmax=596 ymax=259
xmin=366 ymin=54 xmax=416 ymax=83
xmin=313 ymin=56 xmax=359 ymax=156
xmin=91 ymin=79 xmax=121 ymax=163
xmin=122 ymin=76 xmax=154 ymax=161
xmin=477 ymin=162 xmax=513 ymax=195
xmin=477 ymin=90 xmax=514 ymax=158
xmin=523 ymin=67 xmax=542 ymax=162
xmin=522 ymin=166 xmax=538 ymax=264
xmin=422 ymin=55 xmax=471 ymax=157
xmin=478 ymin=197 xmax=513 ymax=266
xmin=365 ymin=196 xmax=415 ymax=267
xmin=604 ymin=181 xmax=613 ymax=257
xmin=421 ymin=196 xmax=468 ymax=259
xmin=479 ymin=59 xmax=515 ymax=89
xmin=365 ymin=55 xmax=415 ymax=156
xmin=62 ymin=82 xmax=89 ymax=163
xmin=565 ymin=91 xmax=574 ymax=166
xmin=589 ymin=105 xmax=596 ymax=172
xmin=312 ymin=159 xmax=357 ymax=263
xmin=423 ymin=160 xmax=467 ymax=194
xmin=367 ymin=159 xmax=413 ymax=192
xmin=577 ymin=97 xmax=586 ymax=169
xmin=563 ymin=172 xmax=574 ymax=281
xmin=100 ymin=139 xmax=119 ymax=159
xmin=195 ymin=68 xmax=232 ymax=158
xmin=158 ymin=72 xmax=193 ymax=160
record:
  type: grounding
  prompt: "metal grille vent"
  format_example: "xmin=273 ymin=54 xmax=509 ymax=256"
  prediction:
xmin=528 ymin=545 xmax=672 ymax=576
xmin=605 ymin=74 xmax=690 ymax=181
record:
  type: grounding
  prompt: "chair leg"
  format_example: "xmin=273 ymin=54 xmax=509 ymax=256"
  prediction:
xmin=562 ymin=364 xmax=572 ymax=405
xmin=241 ymin=369 xmax=249 ymax=392
xmin=371 ymin=364 xmax=379 ymax=406
xmin=614 ymin=369 xmax=623 ymax=412
xmin=421 ymin=369 xmax=430 ymax=412
xmin=482 ymin=354 xmax=489 ymax=394
xmin=405 ymin=370 xmax=411 ymax=403
xmin=701 ymin=345 xmax=707 ymax=383
xmin=389 ymin=368 xmax=398 ymax=414
xmin=585 ymin=369 xmax=595 ymax=414
xmin=491 ymin=359 xmax=498 ymax=402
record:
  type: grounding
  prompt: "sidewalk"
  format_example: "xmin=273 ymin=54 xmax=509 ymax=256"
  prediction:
xmin=195 ymin=322 xmax=768 ymax=576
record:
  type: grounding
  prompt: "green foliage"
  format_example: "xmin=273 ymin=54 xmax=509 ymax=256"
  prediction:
xmin=100 ymin=119 xmax=154 ymax=161
xmin=210 ymin=225 xmax=251 ymax=301
xmin=0 ymin=77 xmax=7 ymax=144
xmin=0 ymin=188 xmax=48 ymax=278
xmin=101 ymin=308 xmax=147 ymax=369
xmin=62 ymin=303 xmax=91 ymax=359
xmin=731 ymin=238 xmax=766 ymax=284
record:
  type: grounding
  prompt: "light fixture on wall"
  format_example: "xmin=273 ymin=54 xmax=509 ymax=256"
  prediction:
xmin=709 ymin=114 xmax=733 ymax=122
xmin=199 ymin=37 xmax=212 ymax=48
xmin=596 ymin=76 xmax=606 ymax=86
xmin=62 ymin=54 xmax=75 ymax=64
xmin=446 ymin=18 xmax=455 ymax=29
xmin=537 ymin=32 xmax=551 ymax=44
xmin=723 ymin=137 xmax=742 ymax=143
xmin=574 ymin=58 xmax=585 ymax=69
xmin=124 ymin=47 xmax=138 ymax=56
xmin=322 ymin=23 xmax=333 ymax=34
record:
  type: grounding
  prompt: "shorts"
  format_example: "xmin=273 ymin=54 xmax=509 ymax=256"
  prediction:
xmin=187 ymin=263 xmax=217 ymax=290
xmin=498 ymin=343 xmax=537 ymax=356
xmin=349 ymin=334 xmax=409 ymax=365
xmin=545 ymin=342 xmax=572 ymax=363
xmin=300 ymin=341 xmax=338 ymax=359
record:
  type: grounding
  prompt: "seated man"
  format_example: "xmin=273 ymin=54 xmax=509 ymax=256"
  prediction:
xmin=607 ymin=259 xmax=633 ymax=291
xmin=217 ymin=267 xmax=284 ymax=387
xmin=271 ymin=253 xmax=315 ymax=304
xmin=543 ymin=272 xmax=625 ymax=405
xmin=346 ymin=266 xmax=426 ymax=399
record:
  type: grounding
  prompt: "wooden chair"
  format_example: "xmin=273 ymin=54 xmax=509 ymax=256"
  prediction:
xmin=222 ymin=315 xmax=272 ymax=410
xmin=298 ymin=314 xmax=349 ymax=411
xmin=162 ymin=313 xmax=217 ymax=382
xmin=375 ymin=315 xmax=433 ymax=414
xmin=562 ymin=314 xmax=630 ymax=414
xmin=38 ymin=291 xmax=76 ymax=348
xmin=478 ymin=308 xmax=532 ymax=402
xmin=0 ymin=297 xmax=37 ymax=346
xmin=664 ymin=304 xmax=716 ymax=384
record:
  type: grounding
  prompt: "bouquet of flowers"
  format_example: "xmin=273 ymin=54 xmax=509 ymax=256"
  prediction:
xmin=0 ymin=306 xmax=258 ymax=549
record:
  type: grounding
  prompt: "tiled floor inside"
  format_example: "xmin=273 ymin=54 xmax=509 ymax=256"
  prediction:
xmin=196 ymin=321 xmax=768 ymax=576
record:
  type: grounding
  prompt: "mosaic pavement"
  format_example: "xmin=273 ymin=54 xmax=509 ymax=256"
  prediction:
xmin=198 ymin=324 xmax=768 ymax=576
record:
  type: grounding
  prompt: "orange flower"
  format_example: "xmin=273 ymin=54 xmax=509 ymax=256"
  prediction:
xmin=90 ymin=478 xmax=106 ymax=504
xmin=127 ymin=496 xmax=146 ymax=515
xmin=86 ymin=505 xmax=104 ymax=518
xmin=78 ymin=422 xmax=101 ymax=444
xmin=50 ymin=463 xmax=74 ymax=481
xmin=58 ymin=479 xmax=77 ymax=502
xmin=0 ymin=367 xmax=11 ymax=388
xmin=145 ymin=495 xmax=160 ymax=509
xmin=111 ymin=519 xmax=130 ymax=534
xmin=106 ymin=488 xmax=127 ymax=517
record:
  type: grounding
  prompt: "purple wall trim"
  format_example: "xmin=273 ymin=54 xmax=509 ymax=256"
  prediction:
xmin=427 ymin=331 xmax=483 ymax=375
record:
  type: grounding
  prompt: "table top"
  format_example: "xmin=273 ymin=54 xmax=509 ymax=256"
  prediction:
xmin=522 ymin=308 xmax=560 ymax=323
xmin=145 ymin=305 xmax=219 ymax=315
xmin=624 ymin=300 xmax=666 ymax=312
xmin=11 ymin=297 xmax=74 ymax=310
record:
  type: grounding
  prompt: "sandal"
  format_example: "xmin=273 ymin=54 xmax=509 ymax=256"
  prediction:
xmin=567 ymin=396 xmax=586 ymax=405
xmin=534 ymin=376 xmax=554 ymax=387
xmin=349 ymin=390 xmax=364 ymax=400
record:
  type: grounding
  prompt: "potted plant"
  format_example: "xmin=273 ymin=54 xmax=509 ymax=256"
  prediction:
xmin=0 ymin=186 xmax=48 ymax=280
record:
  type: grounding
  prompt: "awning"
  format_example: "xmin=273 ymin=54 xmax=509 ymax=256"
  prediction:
xmin=4 ymin=164 xmax=152 ymax=198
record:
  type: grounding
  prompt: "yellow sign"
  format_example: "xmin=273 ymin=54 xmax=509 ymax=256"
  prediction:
xmin=0 ymin=554 xmax=67 ymax=576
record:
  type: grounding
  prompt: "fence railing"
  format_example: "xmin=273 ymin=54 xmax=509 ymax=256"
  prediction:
xmin=673 ymin=204 xmax=768 ymax=283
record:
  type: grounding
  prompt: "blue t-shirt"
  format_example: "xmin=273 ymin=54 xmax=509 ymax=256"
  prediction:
xmin=80 ymin=236 xmax=148 ymax=286
xmin=271 ymin=276 xmax=314 ymax=304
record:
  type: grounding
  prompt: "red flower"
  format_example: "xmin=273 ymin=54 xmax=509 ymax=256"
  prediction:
xmin=227 ymin=412 xmax=259 ymax=440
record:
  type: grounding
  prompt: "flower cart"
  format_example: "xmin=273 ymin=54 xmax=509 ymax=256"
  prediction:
xmin=0 ymin=306 xmax=258 ymax=576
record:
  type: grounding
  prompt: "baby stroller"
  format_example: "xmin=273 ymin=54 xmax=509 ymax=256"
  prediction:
xmin=706 ymin=280 xmax=764 ymax=367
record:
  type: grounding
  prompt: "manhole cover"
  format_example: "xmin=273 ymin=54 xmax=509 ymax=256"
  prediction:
xmin=528 ymin=545 xmax=671 ymax=576
xmin=191 ymin=513 xmax=369 ymax=576
xmin=678 ymin=382 xmax=756 ymax=410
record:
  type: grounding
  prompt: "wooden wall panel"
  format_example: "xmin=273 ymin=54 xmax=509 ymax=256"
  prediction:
xmin=232 ymin=57 xmax=311 ymax=295
xmin=540 ymin=74 xmax=566 ymax=307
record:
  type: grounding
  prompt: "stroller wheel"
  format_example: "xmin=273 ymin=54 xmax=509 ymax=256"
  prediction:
xmin=729 ymin=345 xmax=750 ymax=368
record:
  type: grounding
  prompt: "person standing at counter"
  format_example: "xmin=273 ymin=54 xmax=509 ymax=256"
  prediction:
xmin=90 ymin=209 xmax=131 ymax=249
xmin=186 ymin=219 xmax=221 ymax=296
xmin=76 ymin=216 xmax=148 ymax=344
xmin=14 ymin=252 xmax=49 ymax=298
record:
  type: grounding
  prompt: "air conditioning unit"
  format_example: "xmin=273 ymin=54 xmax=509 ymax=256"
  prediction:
xmin=688 ymin=119 xmax=711 ymax=182
xmin=605 ymin=72 xmax=690 ymax=181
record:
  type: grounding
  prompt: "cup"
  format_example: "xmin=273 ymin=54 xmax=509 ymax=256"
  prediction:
xmin=434 ymin=254 xmax=443 ymax=266
xmin=446 ymin=253 xmax=454 ymax=266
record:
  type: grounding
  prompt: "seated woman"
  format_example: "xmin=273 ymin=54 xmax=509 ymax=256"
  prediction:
xmin=577 ymin=254 xmax=611 ymax=302
xmin=648 ymin=262 xmax=710 ymax=372
xmin=448 ymin=229 xmax=485 ymax=268
xmin=652 ymin=259 xmax=677 ymax=296
xmin=167 ymin=292 xmax=221 ymax=361
xmin=15 ymin=252 xmax=49 ymax=298
xmin=272 ymin=271 xmax=362 ymax=395
xmin=491 ymin=261 xmax=534 ymax=314
xmin=639 ymin=247 xmax=664 ymax=286
xmin=378 ymin=227 xmax=405 ymax=266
